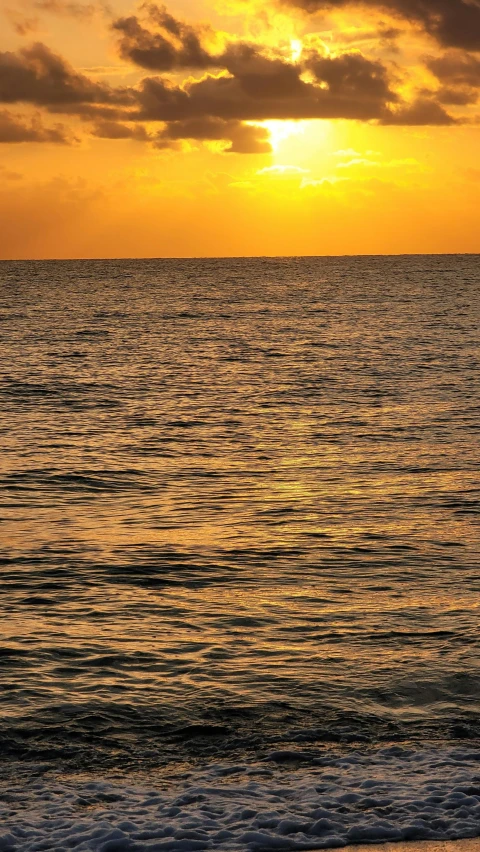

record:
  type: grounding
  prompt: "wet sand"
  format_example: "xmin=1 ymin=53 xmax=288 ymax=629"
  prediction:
xmin=349 ymin=840 xmax=480 ymax=852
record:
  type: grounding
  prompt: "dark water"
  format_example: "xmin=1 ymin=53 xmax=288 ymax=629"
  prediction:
xmin=0 ymin=255 xmax=479 ymax=850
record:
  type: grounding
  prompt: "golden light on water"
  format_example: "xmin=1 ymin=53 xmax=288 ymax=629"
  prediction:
xmin=0 ymin=0 xmax=479 ymax=838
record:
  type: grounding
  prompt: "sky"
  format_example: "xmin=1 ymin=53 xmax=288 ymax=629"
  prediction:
xmin=0 ymin=0 xmax=479 ymax=258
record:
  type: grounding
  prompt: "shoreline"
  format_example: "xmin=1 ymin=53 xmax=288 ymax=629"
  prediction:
xmin=348 ymin=842 xmax=480 ymax=852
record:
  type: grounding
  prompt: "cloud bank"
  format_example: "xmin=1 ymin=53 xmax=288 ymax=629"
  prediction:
xmin=0 ymin=0 xmax=478 ymax=149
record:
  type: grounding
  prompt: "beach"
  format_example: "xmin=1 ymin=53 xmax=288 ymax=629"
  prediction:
xmin=349 ymin=843 xmax=480 ymax=852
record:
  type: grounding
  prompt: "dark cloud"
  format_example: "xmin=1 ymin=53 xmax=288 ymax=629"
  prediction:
xmin=137 ymin=51 xmax=397 ymax=123
xmin=49 ymin=102 xmax=133 ymax=120
xmin=426 ymin=50 xmax=480 ymax=104
xmin=108 ymin=4 xmax=466 ymax=131
xmin=427 ymin=50 xmax=480 ymax=86
xmin=221 ymin=45 xmax=311 ymax=98
xmin=110 ymin=2 xmax=402 ymax=99
xmin=0 ymin=43 xmax=133 ymax=107
xmin=112 ymin=9 xmax=316 ymax=99
xmin=381 ymin=96 xmax=457 ymax=123
xmin=225 ymin=122 xmax=272 ymax=153
xmin=92 ymin=119 xmax=151 ymax=139
xmin=0 ymin=109 xmax=73 ymax=142
xmin=0 ymin=9 xmax=465 ymax=157
xmin=281 ymin=0 xmax=480 ymax=50
xmin=305 ymin=51 xmax=394 ymax=99
xmin=156 ymin=116 xmax=272 ymax=152
xmin=436 ymin=86 xmax=478 ymax=105
xmin=112 ymin=4 xmax=214 ymax=71
xmin=110 ymin=7 xmax=462 ymax=128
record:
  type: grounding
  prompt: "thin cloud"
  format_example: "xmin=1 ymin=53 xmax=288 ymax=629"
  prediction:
xmin=0 ymin=164 xmax=24 ymax=179
xmin=279 ymin=0 xmax=480 ymax=50
xmin=0 ymin=109 xmax=73 ymax=142
xmin=5 ymin=0 xmax=111 ymax=37
xmin=258 ymin=164 xmax=310 ymax=173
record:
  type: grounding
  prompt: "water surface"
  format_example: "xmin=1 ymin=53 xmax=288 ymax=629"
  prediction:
xmin=0 ymin=255 xmax=479 ymax=849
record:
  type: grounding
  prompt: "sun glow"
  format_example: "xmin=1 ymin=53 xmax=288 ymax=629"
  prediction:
xmin=258 ymin=119 xmax=305 ymax=152
xmin=290 ymin=39 xmax=303 ymax=61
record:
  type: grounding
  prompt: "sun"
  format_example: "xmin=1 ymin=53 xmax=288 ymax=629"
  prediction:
xmin=290 ymin=39 xmax=303 ymax=61
xmin=254 ymin=120 xmax=305 ymax=152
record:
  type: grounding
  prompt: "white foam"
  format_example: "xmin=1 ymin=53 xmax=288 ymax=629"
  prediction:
xmin=1 ymin=746 xmax=480 ymax=850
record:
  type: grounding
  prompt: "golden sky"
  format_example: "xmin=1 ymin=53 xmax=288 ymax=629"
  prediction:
xmin=0 ymin=0 xmax=479 ymax=257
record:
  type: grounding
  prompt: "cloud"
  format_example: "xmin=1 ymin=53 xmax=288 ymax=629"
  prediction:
xmin=137 ymin=50 xmax=398 ymax=124
xmin=305 ymin=51 xmax=395 ymax=100
xmin=336 ymin=156 xmax=421 ymax=167
xmin=0 ymin=43 xmax=133 ymax=108
xmin=427 ymin=52 xmax=480 ymax=88
xmin=332 ymin=147 xmax=363 ymax=156
xmin=112 ymin=4 xmax=215 ymax=71
xmin=91 ymin=119 xmax=151 ymax=139
xmin=381 ymin=96 xmax=457 ymax=124
xmin=426 ymin=50 xmax=480 ymax=104
xmin=108 ymin=9 xmax=460 ymax=128
xmin=48 ymin=102 xmax=133 ymax=120
xmin=155 ymin=116 xmax=272 ymax=152
xmin=258 ymin=164 xmax=309 ymax=174
xmin=0 ymin=6 xmax=467 ymax=155
xmin=33 ymin=0 xmax=110 ymax=18
xmin=0 ymin=108 xmax=73 ymax=142
xmin=5 ymin=0 xmax=110 ymax=37
xmin=5 ymin=12 xmax=41 ymax=36
xmin=111 ymin=4 xmax=309 ymax=87
xmin=224 ymin=121 xmax=273 ymax=152
xmin=0 ymin=165 xmax=24 ymax=179
xmin=136 ymin=49 xmax=456 ymax=127
xmin=221 ymin=44 xmax=310 ymax=98
xmin=280 ymin=0 xmax=480 ymax=50
xmin=436 ymin=86 xmax=478 ymax=105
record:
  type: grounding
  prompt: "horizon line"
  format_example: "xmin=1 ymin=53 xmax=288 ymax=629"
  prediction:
xmin=0 ymin=251 xmax=479 ymax=263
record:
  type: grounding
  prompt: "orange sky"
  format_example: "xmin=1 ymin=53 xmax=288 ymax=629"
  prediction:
xmin=0 ymin=0 xmax=479 ymax=258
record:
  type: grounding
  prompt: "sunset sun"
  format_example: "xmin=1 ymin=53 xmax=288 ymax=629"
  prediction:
xmin=0 ymin=0 xmax=478 ymax=256
xmin=255 ymin=119 xmax=306 ymax=152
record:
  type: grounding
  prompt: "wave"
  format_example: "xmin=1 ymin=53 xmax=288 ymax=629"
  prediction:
xmin=1 ymin=745 xmax=479 ymax=850
xmin=1 ymin=699 xmax=479 ymax=772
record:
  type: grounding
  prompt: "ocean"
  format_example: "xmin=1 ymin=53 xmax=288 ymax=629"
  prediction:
xmin=0 ymin=254 xmax=479 ymax=851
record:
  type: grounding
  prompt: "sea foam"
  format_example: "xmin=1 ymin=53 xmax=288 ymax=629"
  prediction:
xmin=1 ymin=745 xmax=479 ymax=851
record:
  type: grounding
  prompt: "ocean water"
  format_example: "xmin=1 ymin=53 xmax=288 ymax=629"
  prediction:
xmin=0 ymin=254 xmax=479 ymax=851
